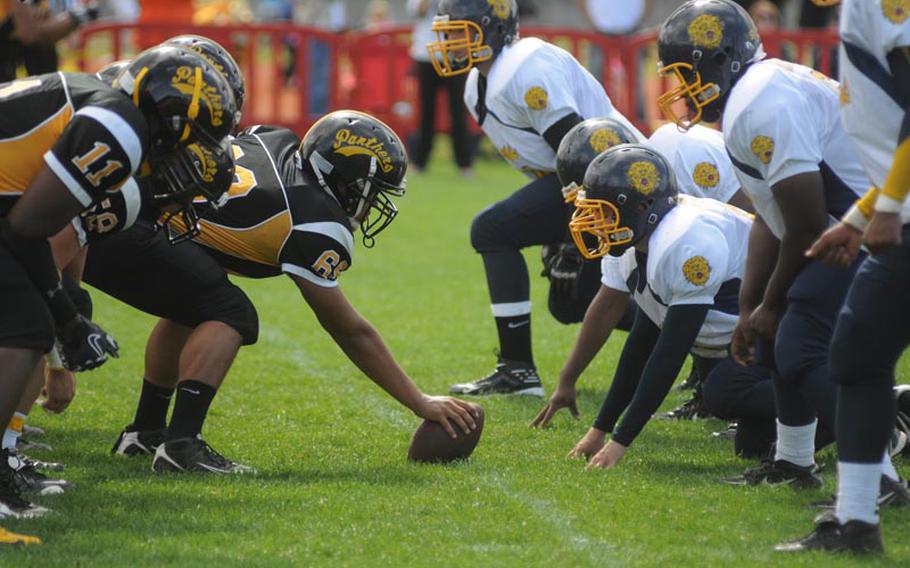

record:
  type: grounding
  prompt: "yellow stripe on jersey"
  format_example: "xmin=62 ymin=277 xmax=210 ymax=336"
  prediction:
xmin=188 ymin=211 xmax=292 ymax=267
xmin=878 ymin=138 xmax=910 ymax=212
xmin=0 ymin=102 xmax=73 ymax=195
xmin=855 ymin=186 xmax=880 ymax=219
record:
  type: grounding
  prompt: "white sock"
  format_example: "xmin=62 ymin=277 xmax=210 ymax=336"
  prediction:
xmin=774 ymin=419 xmax=816 ymax=467
xmin=2 ymin=412 xmax=27 ymax=451
xmin=836 ymin=461 xmax=882 ymax=525
xmin=882 ymin=451 xmax=900 ymax=482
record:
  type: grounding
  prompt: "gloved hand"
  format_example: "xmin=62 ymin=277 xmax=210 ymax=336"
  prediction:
xmin=55 ymin=314 xmax=119 ymax=372
xmin=541 ymin=241 xmax=584 ymax=302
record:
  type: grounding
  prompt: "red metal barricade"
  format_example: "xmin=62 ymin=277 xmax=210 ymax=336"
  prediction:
xmin=75 ymin=23 xmax=841 ymax=140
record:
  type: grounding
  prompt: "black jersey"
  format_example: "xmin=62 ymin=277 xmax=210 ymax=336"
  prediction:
xmin=0 ymin=72 xmax=148 ymax=216
xmin=73 ymin=177 xmax=142 ymax=246
xmin=173 ymin=125 xmax=354 ymax=285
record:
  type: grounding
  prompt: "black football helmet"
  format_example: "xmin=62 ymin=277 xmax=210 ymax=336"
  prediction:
xmin=556 ymin=117 xmax=639 ymax=204
xmin=298 ymin=110 xmax=407 ymax=247
xmin=149 ymin=139 xmax=235 ymax=244
xmin=427 ymin=0 xmax=519 ymax=76
xmin=657 ymin=0 xmax=764 ymax=129
xmin=96 ymin=59 xmax=131 ymax=85
xmin=164 ymin=35 xmax=245 ymax=127
xmin=115 ymin=45 xmax=236 ymax=159
xmin=570 ymin=145 xmax=678 ymax=259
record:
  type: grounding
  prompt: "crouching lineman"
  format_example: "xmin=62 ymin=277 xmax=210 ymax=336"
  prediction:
xmin=427 ymin=0 xmax=644 ymax=396
xmin=0 ymin=45 xmax=236 ymax=541
xmin=780 ymin=0 xmax=910 ymax=554
xmin=85 ymin=111 xmax=480 ymax=474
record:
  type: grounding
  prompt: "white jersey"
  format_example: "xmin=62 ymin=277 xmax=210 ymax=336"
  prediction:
xmin=839 ymin=0 xmax=910 ymax=222
xmin=646 ymin=123 xmax=740 ymax=204
xmin=464 ymin=37 xmax=643 ymax=179
xmin=600 ymin=196 xmax=752 ymax=352
xmin=723 ymin=59 xmax=871 ymax=239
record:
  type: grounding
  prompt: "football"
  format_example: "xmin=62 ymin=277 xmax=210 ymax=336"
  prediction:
xmin=407 ymin=405 xmax=485 ymax=463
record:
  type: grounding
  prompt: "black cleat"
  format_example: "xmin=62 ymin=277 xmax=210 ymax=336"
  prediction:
xmin=9 ymin=458 xmax=70 ymax=496
xmin=0 ymin=451 xmax=49 ymax=519
xmin=21 ymin=425 xmax=45 ymax=438
xmin=725 ymin=459 xmax=823 ymax=489
xmin=812 ymin=475 xmax=910 ymax=510
xmin=152 ymin=436 xmax=255 ymax=475
xmin=19 ymin=454 xmax=64 ymax=473
xmin=658 ymin=392 xmax=709 ymax=420
xmin=111 ymin=427 xmax=168 ymax=456
xmin=711 ymin=422 xmax=738 ymax=439
xmin=449 ymin=361 xmax=544 ymax=397
xmin=675 ymin=366 xmax=701 ymax=391
xmin=775 ymin=511 xmax=883 ymax=554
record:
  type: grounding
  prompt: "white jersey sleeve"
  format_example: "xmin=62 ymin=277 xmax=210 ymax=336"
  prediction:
xmin=509 ymin=57 xmax=583 ymax=136
xmin=600 ymin=249 xmax=636 ymax=293
xmin=646 ymin=124 xmax=739 ymax=203
xmin=651 ymin=226 xmax=730 ymax=307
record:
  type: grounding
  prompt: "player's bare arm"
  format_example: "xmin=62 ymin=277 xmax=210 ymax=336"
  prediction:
xmin=732 ymin=215 xmax=778 ymax=365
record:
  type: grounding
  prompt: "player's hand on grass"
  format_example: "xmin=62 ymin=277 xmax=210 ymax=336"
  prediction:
xmin=40 ymin=368 xmax=75 ymax=414
xmin=806 ymin=222 xmax=862 ymax=269
xmin=531 ymin=385 xmax=579 ymax=428
xmin=586 ymin=440 xmax=626 ymax=470
xmin=416 ymin=395 xmax=480 ymax=439
xmin=567 ymin=427 xmax=606 ymax=459
xmin=864 ymin=211 xmax=902 ymax=255
xmin=731 ymin=314 xmax=755 ymax=366
xmin=55 ymin=315 xmax=119 ymax=372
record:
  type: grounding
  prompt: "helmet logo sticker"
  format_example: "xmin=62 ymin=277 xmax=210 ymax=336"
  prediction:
xmin=692 ymin=162 xmax=720 ymax=189
xmin=750 ymin=135 xmax=774 ymax=165
xmin=883 ymin=0 xmax=910 ymax=24
xmin=687 ymin=14 xmax=724 ymax=50
xmin=187 ymin=144 xmax=218 ymax=183
xmin=487 ymin=0 xmax=510 ymax=20
xmin=172 ymin=66 xmax=225 ymax=127
xmin=683 ymin=256 xmax=711 ymax=286
xmin=589 ymin=128 xmax=621 ymax=153
xmin=499 ymin=145 xmax=519 ymax=161
xmin=627 ymin=161 xmax=659 ymax=196
xmin=524 ymin=87 xmax=549 ymax=111
xmin=332 ymin=128 xmax=395 ymax=173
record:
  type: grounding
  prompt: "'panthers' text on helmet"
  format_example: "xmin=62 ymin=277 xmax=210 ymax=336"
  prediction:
xmin=298 ymin=110 xmax=407 ymax=247
xmin=657 ymin=0 xmax=764 ymax=129
xmin=427 ymin=0 xmax=519 ymax=77
xmin=570 ymin=144 xmax=678 ymax=259
xmin=556 ymin=117 xmax=638 ymax=203
xmin=164 ymin=34 xmax=245 ymax=127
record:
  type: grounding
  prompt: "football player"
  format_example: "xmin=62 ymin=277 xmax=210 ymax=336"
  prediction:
xmin=656 ymin=0 xmax=902 ymax=489
xmin=781 ymin=0 xmax=910 ymax=554
xmin=427 ymin=0 xmax=644 ymax=397
xmin=84 ymin=111 xmax=480 ymax=474
xmin=551 ymin=144 xmax=754 ymax=469
xmin=0 ymin=44 xmax=236 ymax=525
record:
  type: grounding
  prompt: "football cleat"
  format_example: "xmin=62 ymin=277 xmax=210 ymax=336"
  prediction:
xmin=111 ymin=428 xmax=168 ymax=457
xmin=811 ymin=475 xmax=910 ymax=510
xmin=888 ymin=427 xmax=908 ymax=458
xmin=152 ymin=436 xmax=255 ymax=475
xmin=16 ymin=438 xmax=52 ymax=453
xmin=10 ymin=463 xmax=70 ymax=496
xmin=449 ymin=361 xmax=544 ymax=397
xmin=711 ymin=422 xmax=738 ymax=439
xmin=21 ymin=425 xmax=45 ymax=438
xmin=0 ymin=526 xmax=41 ymax=546
xmin=657 ymin=392 xmax=709 ymax=420
xmin=20 ymin=454 xmax=64 ymax=473
xmin=724 ymin=459 xmax=823 ymax=489
xmin=775 ymin=511 xmax=883 ymax=554
xmin=675 ymin=366 xmax=701 ymax=391
xmin=0 ymin=451 xmax=49 ymax=519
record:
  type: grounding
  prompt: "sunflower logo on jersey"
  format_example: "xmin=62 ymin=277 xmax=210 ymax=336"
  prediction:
xmin=487 ymin=0 xmax=511 ymax=19
xmin=524 ymin=87 xmax=548 ymax=111
xmin=589 ymin=128 xmax=622 ymax=153
xmin=750 ymin=135 xmax=774 ymax=165
xmin=682 ymin=256 xmax=711 ymax=286
xmin=499 ymin=145 xmax=519 ymax=161
xmin=692 ymin=162 xmax=720 ymax=190
xmin=627 ymin=161 xmax=659 ymax=196
xmin=687 ymin=14 xmax=724 ymax=50
xmin=171 ymin=65 xmax=225 ymax=127
xmin=839 ymin=80 xmax=850 ymax=106
xmin=883 ymin=0 xmax=910 ymax=24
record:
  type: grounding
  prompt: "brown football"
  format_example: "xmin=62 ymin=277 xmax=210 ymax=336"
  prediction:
xmin=407 ymin=405 xmax=484 ymax=463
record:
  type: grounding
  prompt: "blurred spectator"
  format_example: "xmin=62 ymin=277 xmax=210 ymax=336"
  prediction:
xmin=407 ymin=0 xmax=473 ymax=176
xmin=193 ymin=0 xmax=253 ymax=25
xmin=296 ymin=0 xmax=347 ymax=117
xmin=256 ymin=0 xmax=292 ymax=21
xmin=576 ymin=0 xmax=651 ymax=35
xmin=799 ymin=0 xmax=837 ymax=28
xmin=749 ymin=0 xmax=781 ymax=32
xmin=108 ymin=0 xmax=139 ymax=21
xmin=364 ymin=0 xmax=392 ymax=30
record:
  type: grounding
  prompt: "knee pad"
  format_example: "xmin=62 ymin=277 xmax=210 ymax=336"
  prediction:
xmin=469 ymin=205 xmax=503 ymax=253
xmin=198 ymin=283 xmax=259 ymax=346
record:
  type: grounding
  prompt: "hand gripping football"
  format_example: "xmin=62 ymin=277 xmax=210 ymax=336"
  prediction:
xmin=407 ymin=405 xmax=484 ymax=463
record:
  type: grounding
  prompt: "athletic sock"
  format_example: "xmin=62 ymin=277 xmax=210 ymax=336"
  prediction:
xmin=2 ymin=412 xmax=27 ymax=450
xmin=493 ymin=314 xmax=533 ymax=366
xmin=167 ymin=380 xmax=217 ymax=440
xmin=836 ymin=461 xmax=882 ymax=525
xmin=774 ymin=419 xmax=816 ymax=467
xmin=882 ymin=451 xmax=900 ymax=482
xmin=130 ymin=380 xmax=175 ymax=432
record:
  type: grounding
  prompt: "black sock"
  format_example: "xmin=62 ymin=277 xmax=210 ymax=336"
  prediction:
xmin=129 ymin=380 xmax=174 ymax=432
xmin=167 ymin=380 xmax=217 ymax=440
xmin=494 ymin=315 xmax=533 ymax=366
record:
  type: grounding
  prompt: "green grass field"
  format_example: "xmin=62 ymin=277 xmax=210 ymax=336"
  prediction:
xmin=5 ymin=147 xmax=909 ymax=566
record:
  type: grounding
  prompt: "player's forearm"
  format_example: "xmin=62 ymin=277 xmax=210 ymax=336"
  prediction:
xmin=739 ymin=215 xmax=778 ymax=312
xmin=557 ymin=288 xmax=629 ymax=389
xmin=12 ymin=7 xmax=78 ymax=46
xmin=762 ymin=229 xmax=813 ymax=309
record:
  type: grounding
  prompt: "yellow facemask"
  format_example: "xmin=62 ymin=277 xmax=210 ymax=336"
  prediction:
xmin=656 ymin=62 xmax=721 ymax=130
xmin=568 ymin=192 xmax=634 ymax=260
xmin=426 ymin=17 xmax=492 ymax=77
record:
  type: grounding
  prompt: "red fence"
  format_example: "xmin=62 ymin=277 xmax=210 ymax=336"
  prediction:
xmin=76 ymin=23 xmax=840 ymax=139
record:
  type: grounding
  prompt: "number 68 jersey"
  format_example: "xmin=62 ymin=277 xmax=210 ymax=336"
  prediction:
xmin=179 ymin=125 xmax=355 ymax=287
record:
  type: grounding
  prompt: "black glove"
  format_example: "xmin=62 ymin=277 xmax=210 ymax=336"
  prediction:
xmin=69 ymin=1 xmax=100 ymax=26
xmin=55 ymin=315 xmax=119 ymax=372
xmin=541 ymin=242 xmax=584 ymax=301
